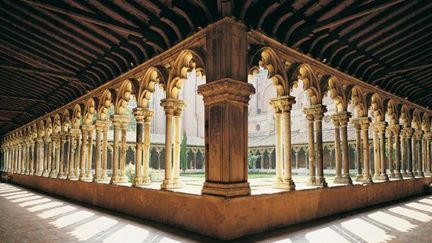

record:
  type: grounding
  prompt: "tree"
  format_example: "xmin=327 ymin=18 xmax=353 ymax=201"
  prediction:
xmin=180 ymin=131 xmax=188 ymax=173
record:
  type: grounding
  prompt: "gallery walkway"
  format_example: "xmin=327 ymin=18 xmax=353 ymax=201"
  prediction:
xmin=0 ymin=182 xmax=431 ymax=243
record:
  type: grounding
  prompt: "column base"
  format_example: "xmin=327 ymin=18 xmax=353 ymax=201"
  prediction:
xmin=273 ymin=179 xmax=295 ymax=190
xmin=306 ymin=176 xmax=316 ymax=186
xmin=403 ymin=172 xmax=415 ymax=179
xmin=202 ymin=181 xmax=251 ymax=197
xmin=376 ymin=174 xmax=389 ymax=181
xmin=132 ymin=177 xmax=151 ymax=187
xmin=333 ymin=176 xmax=352 ymax=185
xmin=85 ymin=174 xmax=93 ymax=181
xmin=35 ymin=170 xmax=43 ymax=176
xmin=414 ymin=171 xmax=424 ymax=178
xmin=390 ymin=172 xmax=403 ymax=179
xmin=58 ymin=172 xmax=67 ymax=179
xmin=424 ymin=171 xmax=432 ymax=177
xmin=49 ymin=171 xmax=58 ymax=178
xmin=42 ymin=170 xmax=50 ymax=177
xmin=355 ymin=174 xmax=363 ymax=181
xmin=359 ymin=175 xmax=373 ymax=184
xmin=110 ymin=176 xmax=125 ymax=184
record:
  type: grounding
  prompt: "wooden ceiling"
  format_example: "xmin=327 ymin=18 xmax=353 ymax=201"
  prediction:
xmin=0 ymin=0 xmax=431 ymax=134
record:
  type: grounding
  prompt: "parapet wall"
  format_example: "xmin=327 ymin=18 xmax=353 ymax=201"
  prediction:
xmin=10 ymin=174 xmax=432 ymax=240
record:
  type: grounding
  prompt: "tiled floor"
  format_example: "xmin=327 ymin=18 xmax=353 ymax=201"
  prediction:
xmin=1 ymin=183 xmax=431 ymax=243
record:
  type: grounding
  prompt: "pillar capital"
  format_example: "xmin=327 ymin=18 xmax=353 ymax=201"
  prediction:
xmin=94 ymin=120 xmax=110 ymax=130
xmin=198 ymin=79 xmax=255 ymax=105
xmin=269 ymin=95 xmax=296 ymax=113
xmin=160 ymin=98 xmax=186 ymax=116
xmin=333 ymin=111 xmax=351 ymax=126
xmin=424 ymin=132 xmax=432 ymax=140
xmin=111 ymin=114 xmax=129 ymax=127
xmin=403 ymin=127 xmax=414 ymax=137
xmin=132 ymin=107 xmax=154 ymax=123
xmin=303 ymin=104 xmax=327 ymax=121
xmin=70 ymin=128 xmax=81 ymax=138
xmin=414 ymin=129 xmax=423 ymax=140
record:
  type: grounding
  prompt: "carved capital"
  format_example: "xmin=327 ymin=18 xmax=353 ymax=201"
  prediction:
xmin=133 ymin=107 xmax=154 ymax=123
xmin=111 ymin=114 xmax=129 ymax=128
xmin=303 ymin=104 xmax=327 ymax=121
xmin=160 ymin=98 xmax=186 ymax=116
xmin=197 ymin=79 xmax=255 ymax=105
xmin=269 ymin=95 xmax=295 ymax=113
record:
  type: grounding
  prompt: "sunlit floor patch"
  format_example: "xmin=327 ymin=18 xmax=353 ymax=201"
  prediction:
xmin=103 ymin=224 xmax=150 ymax=243
xmin=11 ymin=195 xmax=42 ymax=203
xmin=305 ymin=227 xmax=350 ymax=243
xmin=419 ymin=198 xmax=432 ymax=205
xmin=405 ymin=202 xmax=432 ymax=212
xmin=18 ymin=198 xmax=51 ymax=207
xmin=5 ymin=193 xmax=33 ymax=199
xmin=38 ymin=205 xmax=77 ymax=219
xmin=368 ymin=211 xmax=416 ymax=232
xmin=388 ymin=206 xmax=432 ymax=222
xmin=28 ymin=201 xmax=63 ymax=212
xmin=69 ymin=216 xmax=118 ymax=241
xmin=1 ymin=191 xmax=27 ymax=197
xmin=50 ymin=210 xmax=95 ymax=228
xmin=341 ymin=218 xmax=395 ymax=243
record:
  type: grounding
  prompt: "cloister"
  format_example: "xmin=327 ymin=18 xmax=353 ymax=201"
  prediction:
xmin=1 ymin=1 xmax=432 ymax=241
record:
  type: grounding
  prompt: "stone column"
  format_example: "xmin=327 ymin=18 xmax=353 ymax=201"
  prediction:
xmin=79 ymin=126 xmax=88 ymax=181
xmin=425 ymin=133 xmax=432 ymax=176
xmin=50 ymin=135 xmax=60 ymax=178
xmin=400 ymin=129 xmax=407 ymax=176
xmin=405 ymin=128 xmax=415 ymax=178
xmin=58 ymin=135 xmax=66 ymax=178
xmin=332 ymin=115 xmax=342 ymax=182
xmin=142 ymin=109 xmax=153 ymax=184
xmin=414 ymin=130 xmax=424 ymax=177
xmin=160 ymin=99 xmax=185 ymax=189
xmin=110 ymin=114 xmax=129 ymax=184
xmin=387 ymin=127 xmax=394 ymax=178
xmin=64 ymin=134 xmax=71 ymax=178
xmin=352 ymin=119 xmax=362 ymax=180
xmin=334 ymin=111 xmax=352 ymax=184
xmin=377 ymin=122 xmax=389 ymax=181
xmin=68 ymin=129 xmax=80 ymax=179
xmin=270 ymin=96 xmax=295 ymax=190
xmin=392 ymin=125 xmax=403 ymax=179
xmin=35 ymin=138 xmax=43 ymax=176
xmin=372 ymin=122 xmax=380 ymax=180
xmin=43 ymin=136 xmax=51 ymax=177
xmin=101 ymin=123 xmax=109 ymax=181
xmin=359 ymin=117 xmax=372 ymax=183
xmin=86 ymin=127 xmax=94 ymax=180
xmin=23 ymin=141 xmax=28 ymax=174
xmin=29 ymin=141 xmax=35 ymax=175
xmin=132 ymin=108 xmax=145 ymax=186
xmin=304 ymin=111 xmax=315 ymax=185
xmin=94 ymin=121 xmax=103 ymax=182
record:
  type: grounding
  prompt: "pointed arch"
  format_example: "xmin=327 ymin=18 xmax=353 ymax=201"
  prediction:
xmin=114 ymin=79 xmax=139 ymax=115
xmin=83 ymin=98 xmax=97 ymax=125
xmin=370 ymin=93 xmax=386 ymax=122
xmin=45 ymin=117 xmax=53 ymax=136
xmin=259 ymin=47 xmax=290 ymax=96
xmin=295 ymin=63 xmax=324 ymax=106
xmin=386 ymin=99 xmax=401 ymax=126
xmin=412 ymin=109 xmax=423 ymax=130
xmin=349 ymin=85 xmax=370 ymax=118
xmin=166 ymin=49 xmax=205 ymax=99
xmin=400 ymin=104 xmax=412 ymax=128
xmin=326 ymin=75 xmax=348 ymax=112
xmin=72 ymin=104 xmax=83 ymax=129
xmin=98 ymin=89 xmax=115 ymax=121
xmin=53 ymin=114 xmax=62 ymax=135
xmin=136 ymin=67 xmax=167 ymax=108
xmin=422 ymin=113 xmax=431 ymax=132
xmin=62 ymin=109 xmax=71 ymax=133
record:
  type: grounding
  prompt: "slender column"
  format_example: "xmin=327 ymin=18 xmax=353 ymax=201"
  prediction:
xmin=142 ymin=110 xmax=153 ymax=184
xmin=414 ymin=130 xmax=424 ymax=177
xmin=43 ymin=136 xmax=52 ymax=177
xmin=378 ymin=122 xmax=389 ymax=181
xmin=110 ymin=115 xmax=128 ymax=184
xmin=23 ymin=141 xmax=28 ymax=174
xmin=58 ymin=135 xmax=66 ymax=178
xmin=86 ymin=127 xmax=94 ymax=180
xmin=172 ymin=106 xmax=184 ymax=188
xmin=64 ymin=134 xmax=71 ymax=178
xmin=132 ymin=108 xmax=145 ymax=186
xmin=359 ymin=117 xmax=372 ymax=183
xmin=304 ymin=111 xmax=316 ymax=185
xmin=421 ymin=136 xmax=427 ymax=175
xmin=160 ymin=99 xmax=185 ymax=189
xmin=94 ymin=122 xmax=103 ymax=182
xmin=340 ymin=112 xmax=352 ymax=184
xmin=387 ymin=127 xmax=394 ymax=178
xmin=101 ymin=124 xmax=109 ymax=180
xmin=405 ymin=128 xmax=415 ymax=178
xmin=272 ymin=108 xmax=283 ymax=184
xmin=425 ymin=133 xmax=432 ymax=176
xmin=79 ymin=126 xmax=88 ymax=181
xmin=67 ymin=129 xmax=80 ymax=179
xmin=332 ymin=116 xmax=342 ymax=182
xmin=372 ymin=122 xmax=380 ymax=180
xmin=400 ymin=129 xmax=407 ymax=176
xmin=392 ymin=126 xmax=403 ymax=179
xmin=36 ymin=138 xmax=43 ymax=176
xmin=353 ymin=119 xmax=362 ymax=180
xmin=119 ymin=121 xmax=128 ymax=183
xmin=50 ymin=136 xmax=60 ymax=178
xmin=314 ymin=105 xmax=327 ymax=187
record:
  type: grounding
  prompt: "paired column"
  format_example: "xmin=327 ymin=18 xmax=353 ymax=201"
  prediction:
xmin=86 ymin=126 xmax=94 ymax=180
xmin=58 ymin=134 xmax=67 ymax=178
xmin=352 ymin=119 xmax=363 ymax=181
xmin=132 ymin=108 xmax=153 ymax=186
xmin=424 ymin=133 xmax=432 ymax=176
xmin=49 ymin=135 xmax=60 ymax=178
xmin=391 ymin=125 xmax=403 ymax=179
xmin=42 ymin=135 xmax=52 ymax=177
xmin=359 ymin=117 xmax=373 ymax=183
xmin=404 ymin=128 xmax=415 ymax=178
xmin=304 ymin=105 xmax=327 ymax=187
xmin=110 ymin=114 xmax=129 ymax=184
xmin=379 ymin=122 xmax=389 ymax=181
xmin=270 ymin=96 xmax=296 ymax=190
xmin=67 ymin=129 xmax=80 ymax=179
xmin=160 ymin=99 xmax=185 ymax=189
xmin=333 ymin=111 xmax=352 ymax=185
xmin=414 ymin=130 xmax=424 ymax=177
xmin=371 ymin=121 xmax=388 ymax=181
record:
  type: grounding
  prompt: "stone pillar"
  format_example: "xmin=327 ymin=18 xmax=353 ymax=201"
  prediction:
xmin=23 ymin=141 xmax=29 ymax=174
xmin=43 ymin=136 xmax=51 ymax=177
xmin=86 ymin=127 xmax=94 ymax=180
xmin=387 ymin=127 xmax=394 ymax=178
xmin=50 ymin=135 xmax=60 ymax=178
xmin=270 ymin=96 xmax=295 ymax=190
xmin=79 ymin=126 xmax=88 ymax=181
xmin=29 ymin=141 xmax=35 ymax=175
xmin=304 ymin=111 xmax=315 ymax=185
xmin=359 ymin=117 xmax=372 ymax=183
xmin=352 ymin=119 xmax=362 ymax=180
xmin=67 ymin=129 xmax=80 ymax=179
xmin=332 ymin=115 xmax=342 ymax=182
xmin=160 ymin=99 xmax=185 ymax=189
xmin=58 ymin=135 xmax=66 ymax=178
xmin=414 ymin=130 xmax=424 ymax=177
xmin=400 ymin=129 xmax=407 ymax=176
xmin=142 ymin=109 xmax=153 ymax=184
xmin=392 ymin=125 xmax=403 ymax=179
xmin=110 ymin=114 xmax=129 ymax=184
xmin=334 ymin=111 xmax=352 ymax=184
xmin=94 ymin=121 xmax=103 ymax=182
xmin=101 ymin=123 xmax=109 ymax=181
xmin=132 ymin=108 xmax=144 ymax=186
xmin=64 ymin=134 xmax=71 ymax=178
xmin=425 ymin=133 xmax=432 ymax=176
xmin=377 ymin=122 xmax=389 ymax=181
xmin=405 ymin=128 xmax=415 ymax=178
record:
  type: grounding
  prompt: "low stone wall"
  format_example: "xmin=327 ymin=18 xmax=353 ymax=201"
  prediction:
xmin=9 ymin=174 xmax=432 ymax=240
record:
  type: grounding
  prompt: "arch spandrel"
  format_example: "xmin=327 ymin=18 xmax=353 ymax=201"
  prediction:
xmin=400 ymin=104 xmax=413 ymax=128
xmin=98 ymin=89 xmax=115 ymax=121
xmin=71 ymin=104 xmax=83 ymax=129
xmin=295 ymin=63 xmax=324 ymax=106
xmin=136 ymin=67 xmax=167 ymax=108
xmin=114 ymin=79 xmax=139 ymax=115
xmin=53 ymin=114 xmax=62 ymax=135
xmin=83 ymin=98 xmax=97 ymax=125
xmin=370 ymin=93 xmax=386 ymax=122
xmin=45 ymin=117 xmax=53 ymax=137
xmin=422 ymin=113 xmax=431 ymax=132
xmin=412 ymin=109 xmax=423 ymax=130
xmin=386 ymin=99 xmax=401 ymax=126
xmin=326 ymin=76 xmax=349 ymax=113
xmin=349 ymin=85 xmax=371 ymax=118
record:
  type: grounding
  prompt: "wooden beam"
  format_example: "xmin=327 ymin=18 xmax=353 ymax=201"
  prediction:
xmin=313 ymin=0 xmax=405 ymax=32
xmin=388 ymin=63 xmax=432 ymax=75
xmin=0 ymin=64 xmax=78 ymax=80
xmin=0 ymin=94 xmax=57 ymax=106
xmin=0 ymin=109 xmax=37 ymax=117
xmin=24 ymin=0 xmax=142 ymax=37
